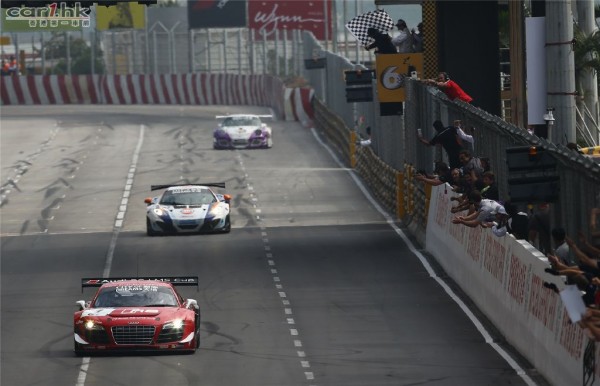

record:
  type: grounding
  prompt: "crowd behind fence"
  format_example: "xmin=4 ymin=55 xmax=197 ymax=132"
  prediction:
xmin=300 ymin=31 xmax=600 ymax=250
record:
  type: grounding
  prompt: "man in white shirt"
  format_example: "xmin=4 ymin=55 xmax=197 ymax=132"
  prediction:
xmin=392 ymin=19 xmax=413 ymax=53
xmin=452 ymin=191 xmax=503 ymax=228
xmin=454 ymin=120 xmax=474 ymax=152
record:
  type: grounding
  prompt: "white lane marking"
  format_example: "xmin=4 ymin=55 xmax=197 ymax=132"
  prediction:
xmin=311 ymin=127 xmax=537 ymax=386
xmin=235 ymin=151 xmax=318 ymax=385
xmin=76 ymin=124 xmax=145 ymax=386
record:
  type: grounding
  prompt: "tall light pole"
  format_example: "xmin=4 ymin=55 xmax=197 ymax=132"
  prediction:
xmin=545 ymin=0 xmax=576 ymax=144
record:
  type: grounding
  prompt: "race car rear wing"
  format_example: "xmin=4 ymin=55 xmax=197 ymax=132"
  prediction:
xmin=150 ymin=183 xmax=225 ymax=191
xmin=215 ymin=115 xmax=273 ymax=119
xmin=81 ymin=277 xmax=199 ymax=292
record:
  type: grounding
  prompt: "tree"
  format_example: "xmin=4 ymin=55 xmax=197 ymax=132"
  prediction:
xmin=573 ymin=26 xmax=600 ymax=91
xmin=44 ymin=32 xmax=105 ymax=75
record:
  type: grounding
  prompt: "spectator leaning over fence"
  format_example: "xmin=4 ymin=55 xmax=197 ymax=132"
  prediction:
xmin=528 ymin=203 xmax=552 ymax=254
xmin=552 ymin=227 xmax=574 ymax=266
xmin=451 ymin=191 xmax=503 ymax=228
xmin=414 ymin=162 xmax=452 ymax=187
xmin=480 ymin=171 xmax=499 ymax=201
xmin=418 ymin=120 xmax=463 ymax=169
xmin=458 ymin=149 xmax=484 ymax=182
xmin=423 ymin=72 xmax=473 ymax=104
xmin=504 ymin=202 xmax=529 ymax=240
xmin=454 ymin=120 xmax=474 ymax=152
xmin=450 ymin=171 xmax=482 ymax=214
xmin=484 ymin=206 xmax=512 ymax=237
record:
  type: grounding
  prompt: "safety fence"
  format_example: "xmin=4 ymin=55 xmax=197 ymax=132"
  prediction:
xmin=301 ymin=30 xmax=600 ymax=250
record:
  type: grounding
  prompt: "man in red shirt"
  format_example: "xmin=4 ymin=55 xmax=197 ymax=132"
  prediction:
xmin=424 ymin=72 xmax=473 ymax=103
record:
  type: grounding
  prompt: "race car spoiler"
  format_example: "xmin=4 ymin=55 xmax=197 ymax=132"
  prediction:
xmin=215 ymin=115 xmax=273 ymax=119
xmin=81 ymin=277 xmax=199 ymax=292
xmin=150 ymin=183 xmax=225 ymax=191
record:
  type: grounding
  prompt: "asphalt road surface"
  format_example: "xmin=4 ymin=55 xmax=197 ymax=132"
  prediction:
xmin=1 ymin=105 xmax=544 ymax=386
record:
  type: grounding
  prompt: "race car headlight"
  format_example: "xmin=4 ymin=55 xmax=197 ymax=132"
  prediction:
xmin=254 ymin=129 xmax=263 ymax=135
xmin=163 ymin=319 xmax=184 ymax=330
xmin=84 ymin=320 xmax=103 ymax=330
xmin=153 ymin=207 xmax=166 ymax=216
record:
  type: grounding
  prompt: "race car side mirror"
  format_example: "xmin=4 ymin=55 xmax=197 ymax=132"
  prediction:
xmin=223 ymin=194 xmax=232 ymax=204
xmin=184 ymin=299 xmax=199 ymax=310
xmin=76 ymin=300 xmax=87 ymax=311
xmin=144 ymin=197 xmax=153 ymax=204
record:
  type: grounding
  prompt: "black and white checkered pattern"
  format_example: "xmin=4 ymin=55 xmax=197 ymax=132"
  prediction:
xmin=345 ymin=9 xmax=395 ymax=48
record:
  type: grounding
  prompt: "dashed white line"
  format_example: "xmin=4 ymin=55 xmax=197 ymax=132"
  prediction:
xmin=76 ymin=124 xmax=145 ymax=386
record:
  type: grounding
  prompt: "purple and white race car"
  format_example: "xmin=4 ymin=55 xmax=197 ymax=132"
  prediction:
xmin=213 ymin=114 xmax=273 ymax=149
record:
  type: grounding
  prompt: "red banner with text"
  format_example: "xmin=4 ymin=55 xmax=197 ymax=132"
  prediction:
xmin=248 ymin=0 xmax=332 ymax=40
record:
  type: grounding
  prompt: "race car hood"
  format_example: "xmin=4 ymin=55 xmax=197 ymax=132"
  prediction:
xmin=220 ymin=125 xmax=261 ymax=139
xmin=81 ymin=307 xmax=182 ymax=319
xmin=158 ymin=205 xmax=210 ymax=220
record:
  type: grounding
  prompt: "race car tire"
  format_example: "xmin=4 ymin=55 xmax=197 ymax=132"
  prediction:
xmin=74 ymin=341 xmax=84 ymax=357
xmin=223 ymin=215 xmax=231 ymax=233
xmin=267 ymin=137 xmax=273 ymax=148
xmin=146 ymin=218 xmax=158 ymax=236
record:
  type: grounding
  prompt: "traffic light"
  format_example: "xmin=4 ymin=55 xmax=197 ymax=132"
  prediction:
xmin=344 ymin=70 xmax=374 ymax=103
xmin=506 ymin=145 xmax=559 ymax=203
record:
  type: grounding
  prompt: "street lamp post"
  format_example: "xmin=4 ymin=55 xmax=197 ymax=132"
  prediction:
xmin=543 ymin=107 xmax=555 ymax=139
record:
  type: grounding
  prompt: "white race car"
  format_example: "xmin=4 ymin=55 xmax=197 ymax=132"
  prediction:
xmin=144 ymin=183 xmax=231 ymax=236
xmin=213 ymin=114 xmax=273 ymax=149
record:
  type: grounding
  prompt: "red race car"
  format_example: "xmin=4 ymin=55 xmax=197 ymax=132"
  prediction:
xmin=74 ymin=277 xmax=200 ymax=355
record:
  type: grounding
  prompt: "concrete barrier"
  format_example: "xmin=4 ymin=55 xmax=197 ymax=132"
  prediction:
xmin=426 ymin=184 xmax=591 ymax=386
xmin=0 ymin=74 xmax=315 ymax=127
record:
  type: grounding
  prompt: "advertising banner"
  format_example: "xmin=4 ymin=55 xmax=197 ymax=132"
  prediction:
xmin=187 ymin=0 xmax=247 ymax=29
xmin=1 ymin=2 xmax=90 ymax=32
xmin=248 ymin=0 xmax=332 ymax=40
xmin=375 ymin=52 xmax=423 ymax=103
xmin=96 ymin=2 xmax=145 ymax=31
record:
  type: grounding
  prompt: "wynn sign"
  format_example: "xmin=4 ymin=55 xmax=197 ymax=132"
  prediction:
xmin=187 ymin=0 xmax=332 ymax=40
xmin=249 ymin=0 xmax=332 ymax=40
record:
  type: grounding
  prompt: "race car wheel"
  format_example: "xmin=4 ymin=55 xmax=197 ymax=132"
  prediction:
xmin=146 ymin=218 xmax=158 ymax=236
xmin=74 ymin=341 xmax=84 ymax=357
xmin=223 ymin=215 xmax=231 ymax=233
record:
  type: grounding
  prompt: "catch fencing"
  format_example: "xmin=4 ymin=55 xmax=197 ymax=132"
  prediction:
xmin=301 ymin=31 xmax=600 ymax=247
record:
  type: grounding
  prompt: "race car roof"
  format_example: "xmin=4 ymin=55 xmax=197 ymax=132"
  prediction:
xmin=150 ymin=183 xmax=225 ymax=191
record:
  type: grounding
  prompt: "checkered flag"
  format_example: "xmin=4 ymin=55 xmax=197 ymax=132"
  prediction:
xmin=345 ymin=9 xmax=395 ymax=48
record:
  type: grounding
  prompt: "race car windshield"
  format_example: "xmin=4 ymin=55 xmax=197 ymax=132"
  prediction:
xmin=93 ymin=285 xmax=179 ymax=307
xmin=159 ymin=190 xmax=216 ymax=206
xmin=222 ymin=117 xmax=261 ymax=127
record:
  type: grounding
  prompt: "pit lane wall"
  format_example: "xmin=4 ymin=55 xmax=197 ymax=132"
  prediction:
xmin=0 ymin=74 xmax=314 ymax=124
xmin=426 ymin=184 xmax=591 ymax=386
